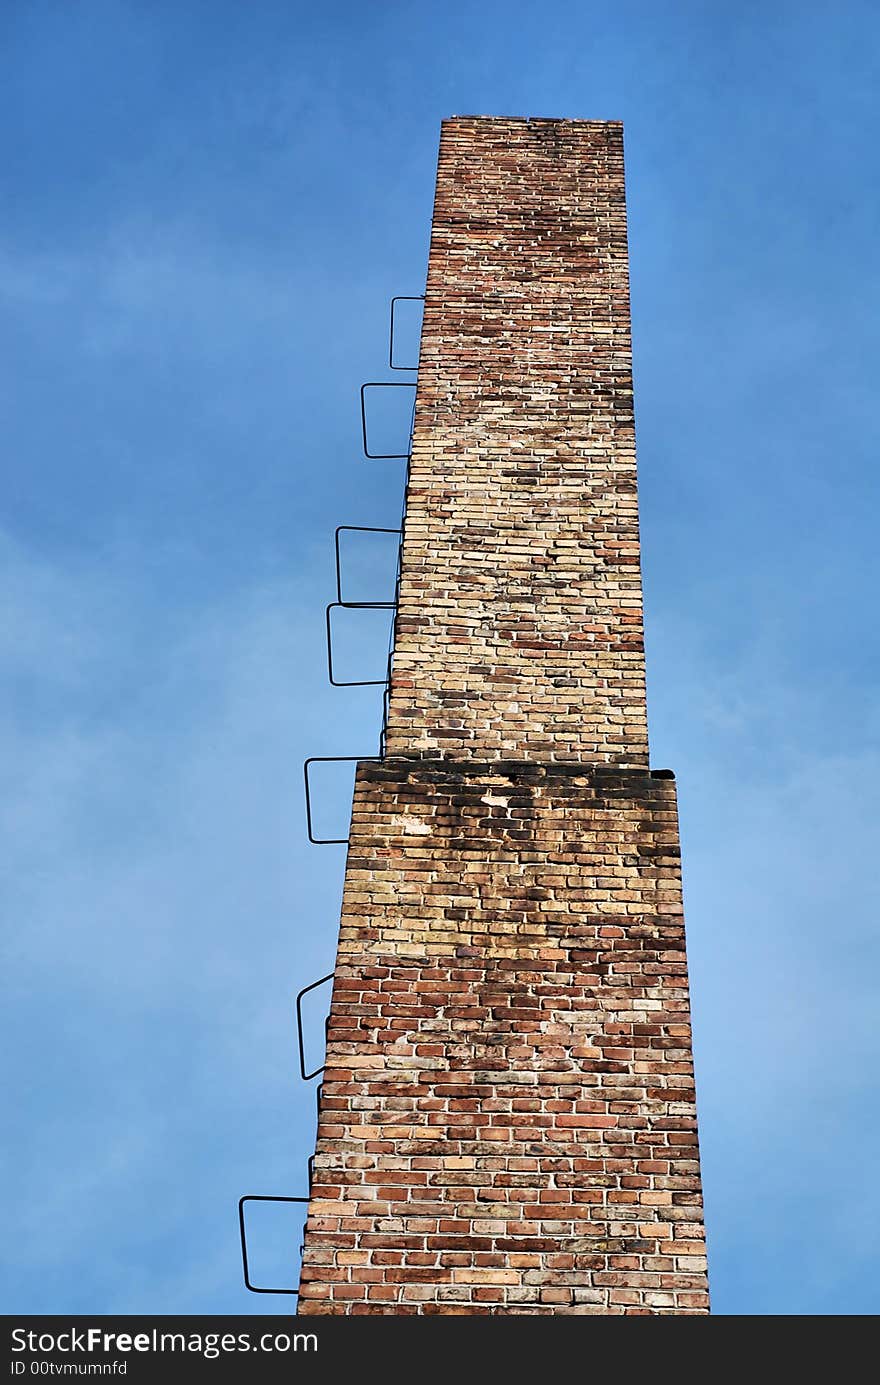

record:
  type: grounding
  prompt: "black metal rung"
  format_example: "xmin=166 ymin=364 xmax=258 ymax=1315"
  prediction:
xmin=238 ymin=1195 xmax=308 ymax=1296
xmin=360 ymin=382 xmax=416 ymax=459
xmin=389 ymin=295 xmax=425 ymax=371
xmin=296 ymin=971 xmax=334 ymax=1081
xmin=325 ymin=603 xmax=393 ymax=688
xmin=303 ymin=755 xmax=382 ymax=845
xmin=334 ymin=525 xmax=402 ymax=607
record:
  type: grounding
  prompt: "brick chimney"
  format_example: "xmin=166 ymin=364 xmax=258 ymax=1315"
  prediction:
xmin=297 ymin=117 xmax=710 ymax=1315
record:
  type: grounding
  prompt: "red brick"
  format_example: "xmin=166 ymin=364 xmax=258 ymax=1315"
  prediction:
xmin=297 ymin=116 xmax=708 ymax=1318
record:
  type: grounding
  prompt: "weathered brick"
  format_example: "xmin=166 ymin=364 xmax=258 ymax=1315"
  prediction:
xmin=297 ymin=116 xmax=708 ymax=1317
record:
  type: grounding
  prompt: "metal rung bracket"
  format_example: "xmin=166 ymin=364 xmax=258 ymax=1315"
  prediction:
xmin=326 ymin=603 xmax=393 ymax=687
xmin=360 ymin=382 xmax=416 ymax=459
xmin=238 ymin=1195 xmax=309 ymax=1296
xmin=334 ymin=525 xmax=402 ymax=607
xmin=389 ymin=295 xmax=425 ymax=371
xmin=303 ymin=755 xmax=382 ymax=844
xmin=296 ymin=972 xmax=334 ymax=1080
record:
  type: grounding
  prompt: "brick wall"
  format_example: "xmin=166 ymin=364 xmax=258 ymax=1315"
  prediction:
xmin=297 ymin=117 xmax=709 ymax=1315
xmin=385 ymin=118 xmax=647 ymax=766
xmin=298 ymin=762 xmax=708 ymax=1314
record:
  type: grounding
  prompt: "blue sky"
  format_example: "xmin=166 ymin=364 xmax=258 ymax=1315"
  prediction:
xmin=2 ymin=0 xmax=878 ymax=1316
